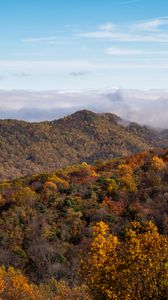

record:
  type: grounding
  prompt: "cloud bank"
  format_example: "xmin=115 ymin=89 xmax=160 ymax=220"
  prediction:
xmin=0 ymin=89 xmax=168 ymax=128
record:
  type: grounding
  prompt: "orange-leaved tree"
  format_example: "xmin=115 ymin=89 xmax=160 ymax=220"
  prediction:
xmin=0 ymin=266 xmax=43 ymax=300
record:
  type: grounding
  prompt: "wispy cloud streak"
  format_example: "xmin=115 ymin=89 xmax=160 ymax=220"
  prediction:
xmin=106 ymin=47 xmax=168 ymax=55
xmin=79 ymin=17 xmax=168 ymax=43
xmin=110 ymin=0 xmax=142 ymax=7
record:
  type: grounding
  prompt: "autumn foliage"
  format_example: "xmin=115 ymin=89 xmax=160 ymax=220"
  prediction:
xmin=82 ymin=221 xmax=168 ymax=300
xmin=0 ymin=267 xmax=42 ymax=300
xmin=0 ymin=149 xmax=168 ymax=299
xmin=0 ymin=267 xmax=91 ymax=300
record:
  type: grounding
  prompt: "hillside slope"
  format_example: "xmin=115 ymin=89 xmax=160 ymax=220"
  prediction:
xmin=0 ymin=109 xmax=168 ymax=179
xmin=0 ymin=148 xmax=168 ymax=283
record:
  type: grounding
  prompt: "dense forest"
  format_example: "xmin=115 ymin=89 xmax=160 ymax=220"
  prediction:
xmin=0 ymin=148 xmax=168 ymax=299
xmin=1 ymin=110 xmax=168 ymax=180
xmin=2 ymin=0 xmax=168 ymax=298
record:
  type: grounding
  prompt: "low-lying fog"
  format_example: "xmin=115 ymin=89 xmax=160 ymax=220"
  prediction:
xmin=0 ymin=89 xmax=167 ymax=128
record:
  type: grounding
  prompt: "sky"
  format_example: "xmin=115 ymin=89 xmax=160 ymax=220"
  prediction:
xmin=0 ymin=0 xmax=168 ymax=126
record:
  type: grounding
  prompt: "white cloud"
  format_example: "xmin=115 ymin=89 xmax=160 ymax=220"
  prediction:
xmin=99 ymin=22 xmax=116 ymax=31
xmin=80 ymin=31 xmax=168 ymax=43
xmin=23 ymin=37 xmax=60 ymax=42
xmin=79 ymin=18 xmax=168 ymax=43
xmin=106 ymin=46 xmax=168 ymax=55
xmin=106 ymin=47 xmax=144 ymax=55
xmin=135 ymin=17 xmax=168 ymax=31
xmin=2 ymin=60 xmax=168 ymax=78
xmin=23 ymin=17 xmax=168 ymax=46
xmin=23 ymin=36 xmax=75 ymax=45
xmin=109 ymin=0 xmax=142 ymax=6
xmin=0 ymin=89 xmax=168 ymax=128
xmin=0 ymin=60 xmax=107 ymax=73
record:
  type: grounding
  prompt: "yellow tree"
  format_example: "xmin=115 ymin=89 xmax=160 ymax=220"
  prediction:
xmin=81 ymin=221 xmax=168 ymax=300
xmin=151 ymin=156 xmax=165 ymax=171
xmin=81 ymin=221 xmax=119 ymax=299
xmin=117 ymin=164 xmax=137 ymax=193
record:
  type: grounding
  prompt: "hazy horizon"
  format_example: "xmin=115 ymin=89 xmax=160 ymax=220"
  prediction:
xmin=0 ymin=88 xmax=167 ymax=129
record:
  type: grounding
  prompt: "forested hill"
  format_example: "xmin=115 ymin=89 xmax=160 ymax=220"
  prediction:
xmin=0 ymin=109 xmax=168 ymax=179
xmin=0 ymin=148 xmax=168 ymax=296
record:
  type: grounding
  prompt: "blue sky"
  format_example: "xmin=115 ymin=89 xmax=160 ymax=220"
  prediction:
xmin=1 ymin=0 xmax=168 ymax=90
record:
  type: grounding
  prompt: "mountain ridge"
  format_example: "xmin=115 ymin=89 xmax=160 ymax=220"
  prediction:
xmin=0 ymin=109 xmax=168 ymax=180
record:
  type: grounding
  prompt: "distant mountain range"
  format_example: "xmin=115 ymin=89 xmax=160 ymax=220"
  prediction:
xmin=0 ymin=109 xmax=168 ymax=179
